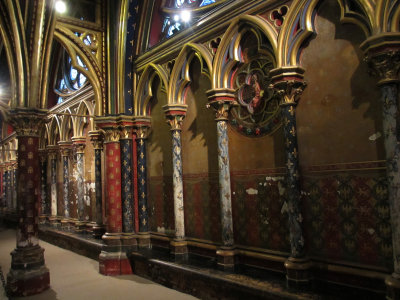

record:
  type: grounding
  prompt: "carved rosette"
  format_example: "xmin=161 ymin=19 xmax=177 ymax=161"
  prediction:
xmin=8 ymin=109 xmax=47 ymax=137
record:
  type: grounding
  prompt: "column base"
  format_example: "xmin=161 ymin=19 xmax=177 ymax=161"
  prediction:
xmin=39 ymin=215 xmax=47 ymax=225
xmin=74 ymin=221 xmax=87 ymax=233
xmin=99 ymin=250 xmax=132 ymax=276
xmin=92 ymin=224 xmax=106 ymax=239
xmin=386 ymin=273 xmax=400 ymax=300
xmin=170 ymin=239 xmax=188 ymax=262
xmin=121 ymin=232 xmax=138 ymax=252
xmin=7 ymin=245 xmax=50 ymax=297
xmin=48 ymin=216 xmax=60 ymax=228
xmin=216 ymin=247 xmax=236 ymax=271
xmin=284 ymin=257 xmax=313 ymax=289
xmin=137 ymin=232 xmax=151 ymax=248
xmin=60 ymin=218 xmax=71 ymax=230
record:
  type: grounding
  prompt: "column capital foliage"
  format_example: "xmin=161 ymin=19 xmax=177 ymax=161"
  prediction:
xmin=8 ymin=109 xmax=47 ymax=137
xmin=103 ymin=127 xmax=120 ymax=143
xmin=206 ymin=88 xmax=237 ymax=121
xmin=165 ymin=114 xmax=185 ymax=131
xmin=272 ymin=80 xmax=307 ymax=107
xmin=365 ymin=49 xmax=400 ymax=85
xmin=89 ymin=130 xmax=104 ymax=150
xmin=136 ymin=126 xmax=150 ymax=139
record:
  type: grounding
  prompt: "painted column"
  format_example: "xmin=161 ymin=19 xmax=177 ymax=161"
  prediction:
xmin=0 ymin=166 xmax=3 ymax=212
xmin=363 ymin=42 xmax=400 ymax=299
xmin=134 ymin=120 xmax=151 ymax=248
xmin=89 ymin=130 xmax=105 ymax=238
xmin=96 ymin=118 xmax=132 ymax=276
xmin=206 ymin=89 xmax=236 ymax=269
xmin=6 ymin=165 xmax=12 ymax=211
xmin=72 ymin=137 xmax=86 ymax=232
xmin=119 ymin=119 xmax=138 ymax=250
xmin=47 ymin=146 xmax=58 ymax=225
xmin=12 ymin=164 xmax=17 ymax=209
xmin=58 ymin=141 xmax=72 ymax=229
xmin=39 ymin=150 xmax=47 ymax=223
xmin=271 ymin=67 xmax=311 ymax=285
xmin=6 ymin=109 xmax=49 ymax=296
xmin=164 ymin=105 xmax=188 ymax=256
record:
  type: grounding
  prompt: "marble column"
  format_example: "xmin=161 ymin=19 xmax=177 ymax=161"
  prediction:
xmin=96 ymin=118 xmax=132 ymax=275
xmin=6 ymin=109 xmax=49 ymax=296
xmin=134 ymin=120 xmax=151 ymax=248
xmin=58 ymin=141 xmax=72 ymax=229
xmin=119 ymin=120 xmax=137 ymax=249
xmin=39 ymin=150 xmax=47 ymax=224
xmin=89 ymin=130 xmax=105 ymax=238
xmin=362 ymin=40 xmax=400 ymax=299
xmin=271 ymin=67 xmax=311 ymax=286
xmin=164 ymin=104 xmax=188 ymax=256
xmin=206 ymin=89 xmax=236 ymax=269
xmin=72 ymin=137 xmax=86 ymax=232
xmin=47 ymin=146 xmax=58 ymax=226
xmin=6 ymin=162 xmax=14 ymax=212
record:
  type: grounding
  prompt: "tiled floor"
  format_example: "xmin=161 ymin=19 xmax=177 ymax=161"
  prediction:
xmin=0 ymin=227 xmax=198 ymax=300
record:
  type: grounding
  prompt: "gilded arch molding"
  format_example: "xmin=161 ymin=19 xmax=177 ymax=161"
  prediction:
xmin=53 ymin=24 xmax=105 ymax=116
xmin=134 ymin=63 xmax=169 ymax=116
xmin=167 ymin=43 xmax=213 ymax=105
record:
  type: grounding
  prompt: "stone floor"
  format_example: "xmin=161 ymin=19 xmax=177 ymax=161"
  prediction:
xmin=0 ymin=226 xmax=198 ymax=300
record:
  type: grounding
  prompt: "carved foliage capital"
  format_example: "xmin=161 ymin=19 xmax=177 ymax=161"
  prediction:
xmin=8 ymin=110 xmax=47 ymax=137
xmin=272 ymin=80 xmax=307 ymax=106
xmin=120 ymin=126 xmax=134 ymax=140
xmin=365 ymin=49 xmax=400 ymax=85
xmin=89 ymin=131 xmax=104 ymax=150
xmin=166 ymin=114 xmax=185 ymax=131
xmin=103 ymin=127 xmax=120 ymax=143
xmin=136 ymin=126 xmax=150 ymax=139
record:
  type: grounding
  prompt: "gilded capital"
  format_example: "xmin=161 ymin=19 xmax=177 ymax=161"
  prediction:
xmin=206 ymin=89 xmax=237 ymax=121
xmin=103 ymin=127 xmax=120 ymax=143
xmin=136 ymin=126 xmax=150 ymax=139
xmin=163 ymin=104 xmax=187 ymax=130
xmin=72 ymin=137 xmax=86 ymax=154
xmin=8 ymin=108 xmax=47 ymax=137
xmin=166 ymin=114 xmax=185 ymax=131
xmin=58 ymin=141 xmax=73 ymax=156
xmin=272 ymin=80 xmax=307 ymax=107
xmin=365 ymin=49 xmax=400 ymax=86
xmin=89 ymin=130 xmax=104 ymax=150
xmin=120 ymin=126 xmax=134 ymax=140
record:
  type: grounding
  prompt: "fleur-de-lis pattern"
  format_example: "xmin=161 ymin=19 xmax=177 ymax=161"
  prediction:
xmin=217 ymin=120 xmax=234 ymax=247
xmin=121 ymin=139 xmax=134 ymax=232
xmin=16 ymin=136 xmax=41 ymax=247
xmin=95 ymin=148 xmax=103 ymax=225
xmin=40 ymin=160 xmax=47 ymax=215
xmin=105 ymin=142 xmax=123 ymax=233
xmin=137 ymin=137 xmax=148 ymax=232
xmin=281 ymin=104 xmax=304 ymax=258
xmin=172 ymin=129 xmax=185 ymax=239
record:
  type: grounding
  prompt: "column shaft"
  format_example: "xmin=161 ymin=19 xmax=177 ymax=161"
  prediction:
xmin=62 ymin=154 xmax=70 ymax=219
xmin=172 ymin=129 xmax=185 ymax=239
xmin=216 ymin=120 xmax=234 ymax=247
xmin=40 ymin=157 xmax=47 ymax=216
xmin=120 ymin=138 xmax=134 ymax=232
xmin=137 ymin=137 xmax=148 ymax=233
xmin=50 ymin=156 xmax=57 ymax=217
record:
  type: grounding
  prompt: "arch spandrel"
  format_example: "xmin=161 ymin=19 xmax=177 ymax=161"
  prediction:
xmin=167 ymin=43 xmax=213 ymax=105
xmin=134 ymin=63 xmax=169 ymax=116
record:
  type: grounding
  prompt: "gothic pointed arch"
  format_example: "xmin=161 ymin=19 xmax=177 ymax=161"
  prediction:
xmin=212 ymin=15 xmax=278 ymax=90
xmin=277 ymin=0 xmax=374 ymax=67
xmin=46 ymin=117 xmax=61 ymax=146
xmin=134 ymin=63 xmax=169 ymax=116
xmin=53 ymin=25 xmax=105 ymax=116
xmin=168 ymin=43 xmax=213 ymax=105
